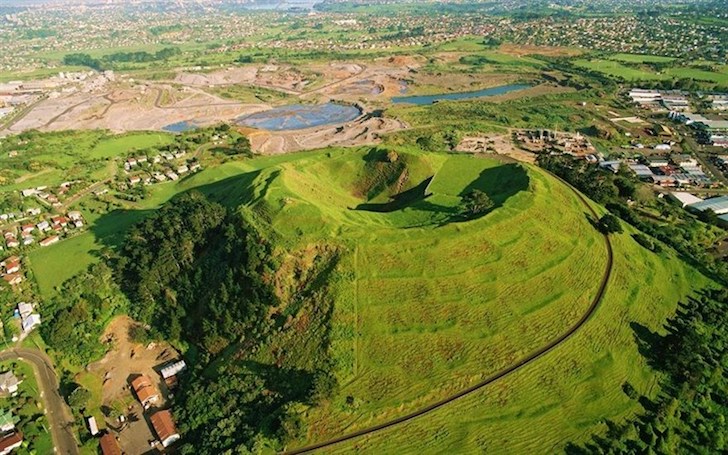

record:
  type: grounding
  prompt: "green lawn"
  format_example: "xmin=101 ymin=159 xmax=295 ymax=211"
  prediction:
xmin=89 ymin=132 xmax=174 ymax=159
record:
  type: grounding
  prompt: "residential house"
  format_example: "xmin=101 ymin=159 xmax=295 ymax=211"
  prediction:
xmin=0 ymin=373 xmax=19 ymax=394
xmin=17 ymin=302 xmax=32 ymax=319
xmin=99 ymin=432 xmax=121 ymax=455
xmin=35 ymin=221 xmax=50 ymax=232
xmin=2 ymin=274 xmax=22 ymax=286
xmin=21 ymin=314 xmax=40 ymax=333
xmin=0 ymin=432 xmax=22 ymax=455
xmin=130 ymin=375 xmax=159 ymax=409
xmin=50 ymin=216 xmax=68 ymax=228
xmin=39 ymin=236 xmax=59 ymax=247
xmin=26 ymin=208 xmax=41 ymax=216
xmin=20 ymin=225 xmax=34 ymax=236
xmin=0 ymin=410 xmax=17 ymax=433
xmin=3 ymin=259 xmax=19 ymax=275
xmin=4 ymin=237 xmax=17 ymax=249
xmin=67 ymin=211 xmax=83 ymax=222
xmin=150 ymin=410 xmax=180 ymax=448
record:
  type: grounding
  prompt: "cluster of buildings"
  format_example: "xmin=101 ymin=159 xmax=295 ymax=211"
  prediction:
xmin=670 ymin=193 xmax=728 ymax=225
xmin=621 ymin=154 xmax=715 ymax=187
xmin=124 ymin=150 xmax=201 ymax=187
xmin=20 ymin=180 xmax=82 ymax=208
xmin=668 ymin=111 xmax=728 ymax=148
xmin=628 ymin=89 xmax=690 ymax=111
xmin=0 ymin=370 xmax=24 ymax=455
xmin=1 ymin=210 xmax=85 ymax=256
xmin=99 ymin=359 xmax=187 ymax=454
xmin=514 ymin=130 xmax=596 ymax=157
xmin=500 ymin=14 xmax=725 ymax=60
xmin=0 ymin=256 xmax=22 ymax=287
xmin=627 ymin=89 xmax=728 ymax=149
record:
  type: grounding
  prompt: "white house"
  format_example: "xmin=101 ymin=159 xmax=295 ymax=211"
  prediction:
xmin=21 ymin=314 xmax=41 ymax=333
xmin=0 ymin=372 xmax=20 ymax=394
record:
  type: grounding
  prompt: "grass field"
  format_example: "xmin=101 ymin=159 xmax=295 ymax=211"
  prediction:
xmin=608 ymin=53 xmax=676 ymax=63
xmin=575 ymin=59 xmax=728 ymax=85
xmin=573 ymin=59 xmax=666 ymax=81
xmin=89 ymin=132 xmax=174 ymax=159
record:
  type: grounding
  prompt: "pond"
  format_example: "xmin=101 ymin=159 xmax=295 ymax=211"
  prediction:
xmin=391 ymin=84 xmax=531 ymax=105
xmin=237 ymin=103 xmax=362 ymax=131
xmin=162 ymin=121 xmax=198 ymax=133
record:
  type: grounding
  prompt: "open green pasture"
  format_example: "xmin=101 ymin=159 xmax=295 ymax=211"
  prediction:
xmin=607 ymin=53 xmax=676 ymax=63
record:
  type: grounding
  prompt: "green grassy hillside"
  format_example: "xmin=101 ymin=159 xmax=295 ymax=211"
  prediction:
xmin=28 ymin=146 xmax=709 ymax=453
xmin=221 ymin=148 xmax=705 ymax=453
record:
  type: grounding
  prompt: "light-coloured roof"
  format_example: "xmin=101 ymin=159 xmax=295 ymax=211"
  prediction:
xmin=671 ymin=192 xmax=704 ymax=207
xmin=160 ymin=360 xmax=187 ymax=379
xmin=688 ymin=195 xmax=728 ymax=214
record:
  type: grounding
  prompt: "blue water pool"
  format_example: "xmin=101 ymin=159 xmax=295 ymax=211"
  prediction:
xmin=237 ymin=103 xmax=361 ymax=131
xmin=162 ymin=121 xmax=198 ymax=133
xmin=391 ymin=84 xmax=531 ymax=105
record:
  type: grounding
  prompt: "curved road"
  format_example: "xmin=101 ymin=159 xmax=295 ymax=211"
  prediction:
xmin=0 ymin=348 xmax=79 ymax=455
xmin=284 ymin=174 xmax=614 ymax=454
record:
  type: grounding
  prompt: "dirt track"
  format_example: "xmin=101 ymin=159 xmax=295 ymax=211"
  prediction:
xmin=283 ymin=172 xmax=614 ymax=454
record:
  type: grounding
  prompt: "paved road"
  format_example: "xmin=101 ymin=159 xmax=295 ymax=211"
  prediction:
xmin=0 ymin=348 xmax=79 ymax=455
xmin=283 ymin=173 xmax=614 ymax=454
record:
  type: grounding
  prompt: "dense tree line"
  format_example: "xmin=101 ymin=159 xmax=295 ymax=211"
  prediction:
xmin=117 ymin=191 xmax=276 ymax=355
xmin=63 ymin=47 xmax=181 ymax=71
xmin=116 ymin=191 xmax=338 ymax=452
xmin=567 ymin=288 xmax=728 ymax=454
xmin=41 ymin=263 xmax=128 ymax=365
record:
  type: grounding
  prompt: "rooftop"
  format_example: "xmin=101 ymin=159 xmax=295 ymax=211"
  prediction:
xmin=688 ymin=196 xmax=728 ymax=215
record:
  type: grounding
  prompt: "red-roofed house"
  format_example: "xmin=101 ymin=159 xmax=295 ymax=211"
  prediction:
xmin=39 ymin=236 xmax=59 ymax=247
xmin=150 ymin=410 xmax=180 ymax=447
xmin=99 ymin=432 xmax=122 ymax=455
xmin=0 ymin=432 xmax=22 ymax=455
xmin=2 ymin=274 xmax=22 ymax=286
xmin=130 ymin=375 xmax=159 ymax=409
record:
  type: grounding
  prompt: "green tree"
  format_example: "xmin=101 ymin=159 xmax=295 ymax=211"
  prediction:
xmin=68 ymin=387 xmax=91 ymax=410
xmin=598 ymin=213 xmax=622 ymax=234
xmin=461 ymin=190 xmax=494 ymax=218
